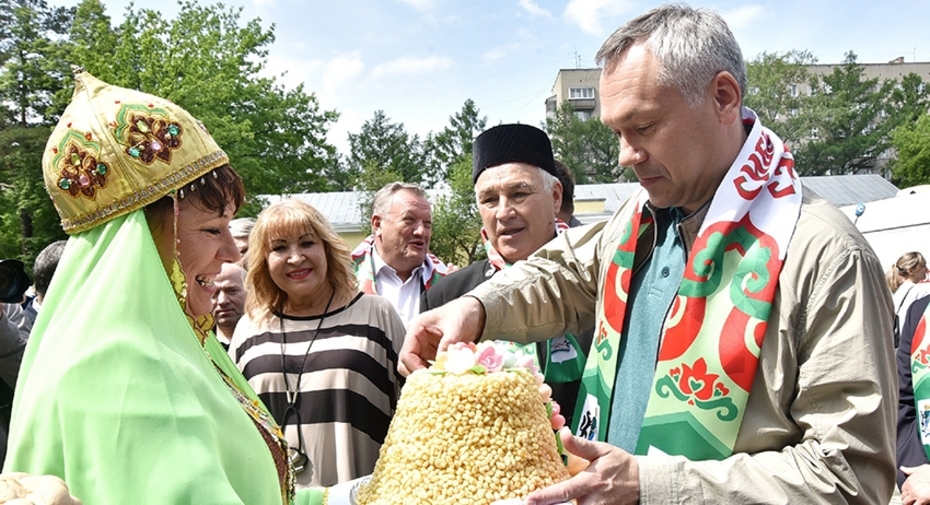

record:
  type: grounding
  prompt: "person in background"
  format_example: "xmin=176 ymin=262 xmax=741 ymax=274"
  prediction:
xmin=22 ymin=240 xmax=67 ymax=328
xmin=2 ymin=69 xmax=333 ymax=505
xmin=401 ymin=5 xmax=895 ymax=504
xmin=351 ymin=182 xmax=450 ymax=325
xmin=230 ymin=217 xmax=255 ymax=266
xmin=553 ymin=160 xmax=583 ymax=227
xmin=422 ymin=124 xmax=592 ymax=429
xmin=888 ymin=252 xmax=930 ymax=347
xmin=0 ymin=302 xmax=29 ymax=464
xmin=897 ymin=292 xmax=930 ymax=504
xmin=230 ymin=198 xmax=405 ymax=488
xmin=211 ymin=261 xmax=247 ymax=350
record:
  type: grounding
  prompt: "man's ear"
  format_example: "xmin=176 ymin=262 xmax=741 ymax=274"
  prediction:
xmin=371 ymin=215 xmax=382 ymax=237
xmin=710 ymin=71 xmax=742 ymax=125
xmin=552 ymin=180 xmax=563 ymax=218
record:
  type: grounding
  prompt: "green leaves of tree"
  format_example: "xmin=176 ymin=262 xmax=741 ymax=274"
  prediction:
xmin=544 ymin=101 xmax=624 ymax=183
xmin=66 ymin=0 xmax=339 ymax=212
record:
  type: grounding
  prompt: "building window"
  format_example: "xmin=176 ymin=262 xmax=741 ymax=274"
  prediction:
xmin=569 ymin=87 xmax=595 ymax=99
xmin=574 ymin=110 xmax=592 ymax=121
xmin=788 ymin=84 xmax=798 ymax=97
xmin=811 ymin=127 xmax=819 ymax=140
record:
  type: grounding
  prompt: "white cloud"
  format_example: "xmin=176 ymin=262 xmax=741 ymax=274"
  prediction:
xmin=371 ymin=55 xmax=453 ymax=78
xmin=398 ymin=0 xmax=435 ymax=12
xmin=720 ymin=5 xmax=765 ymax=31
xmin=483 ymin=48 xmax=507 ymax=62
xmin=321 ymin=52 xmax=365 ymax=101
xmin=518 ymin=0 xmax=552 ymax=18
xmin=261 ymin=55 xmax=323 ymax=92
xmin=563 ymin=0 xmax=634 ymax=36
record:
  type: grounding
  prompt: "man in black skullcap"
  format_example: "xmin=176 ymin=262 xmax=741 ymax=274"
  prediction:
xmin=421 ymin=123 xmax=592 ymax=427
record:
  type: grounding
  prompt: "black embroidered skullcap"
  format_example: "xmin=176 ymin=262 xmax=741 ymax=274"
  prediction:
xmin=472 ymin=124 xmax=556 ymax=184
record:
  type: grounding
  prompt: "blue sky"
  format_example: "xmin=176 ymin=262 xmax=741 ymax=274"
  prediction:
xmin=51 ymin=0 xmax=930 ymax=153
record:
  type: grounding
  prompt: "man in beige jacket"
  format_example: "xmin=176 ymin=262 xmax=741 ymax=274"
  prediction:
xmin=400 ymin=4 xmax=895 ymax=504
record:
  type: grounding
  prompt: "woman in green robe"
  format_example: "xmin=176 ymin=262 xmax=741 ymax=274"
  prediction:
xmin=1 ymin=70 xmax=344 ymax=505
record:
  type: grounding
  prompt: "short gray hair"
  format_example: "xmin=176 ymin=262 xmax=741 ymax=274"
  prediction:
xmin=596 ymin=3 xmax=746 ymax=108
xmin=474 ymin=166 xmax=558 ymax=203
xmin=371 ymin=182 xmax=429 ymax=218
xmin=229 ymin=217 xmax=255 ymax=239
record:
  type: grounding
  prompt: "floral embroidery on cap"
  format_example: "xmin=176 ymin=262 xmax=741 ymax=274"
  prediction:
xmin=112 ymin=103 xmax=183 ymax=164
xmin=52 ymin=130 xmax=110 ymax=200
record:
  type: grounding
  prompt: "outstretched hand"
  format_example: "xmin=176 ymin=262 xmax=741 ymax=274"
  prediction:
xmin=398 ymin=296 xmax=486 ymax=376
xmin=902 ymin=465 xmax=930 ymax=505
xmin=525 ymin=429 xmax=640 ymax=505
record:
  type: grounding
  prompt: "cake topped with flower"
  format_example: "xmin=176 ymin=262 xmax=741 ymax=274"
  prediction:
xmin=356 ymin=341 xmax=569 ymax=505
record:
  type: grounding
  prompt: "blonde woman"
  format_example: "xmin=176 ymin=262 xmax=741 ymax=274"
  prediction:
xmin=229 ymin=199 xmax=405 ymax=489
xmin=888 ymin=252 xmax=930 ymax=345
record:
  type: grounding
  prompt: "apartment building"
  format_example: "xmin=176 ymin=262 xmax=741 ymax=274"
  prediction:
xmin=547 ymin=59 xmax=930 ymax=119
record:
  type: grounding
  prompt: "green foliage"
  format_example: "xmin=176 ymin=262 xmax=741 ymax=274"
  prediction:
xmin=353 ymin=160 xmax=403 ymax=236
xmin=424 ymin=99 xmax=487 ymax=186
xmin=429 ymin=155 xmax=484 ymax=266
xmin=795 ymin=52 xmax=895 ymax=175
xmin=0 ymin=0 xmax=72 ymax=269
xmin=744 ymin=50 xmax=819 ymax=153
xmin=0 ymin=0 xmax=74 ymax=126
xmin=544 ymin=102 xmax=628 ymax=183
xmin=0 ymin=126 xmax=67 ymax=271
xmin=890 ymin=113 xmax=930 ymax=188
xmin=65 ymin=0 xmax=339 ymax=210
xmin=345 ymin=110 xmax=428 ymax=188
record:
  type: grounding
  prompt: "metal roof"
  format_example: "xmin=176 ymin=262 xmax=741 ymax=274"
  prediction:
xmin=799 ymin=174 xmax=898 ymax=207
xmin=263 ymin=174 xmax=898 ymax=231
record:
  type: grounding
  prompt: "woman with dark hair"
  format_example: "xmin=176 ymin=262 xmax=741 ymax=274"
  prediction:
xmin=230 ymin=198 xmax=405 ymax=488
xmin=2 ymin=71 xmax=336 ymax=504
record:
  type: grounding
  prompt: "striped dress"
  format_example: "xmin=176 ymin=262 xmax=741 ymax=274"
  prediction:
xmin=229 ymin=292 xmax=406 ymax=488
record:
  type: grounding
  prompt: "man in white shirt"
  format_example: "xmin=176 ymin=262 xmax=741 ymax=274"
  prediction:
xmin=210 ymin=262 xmax=247 ymax=349
xmin=351 ymin=182 xmax=450 ymax=324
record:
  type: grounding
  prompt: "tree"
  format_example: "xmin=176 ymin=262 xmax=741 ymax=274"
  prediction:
xmin=346 ymin=110 xmax=428 ymax=188
xmin=424 ymin=99 xmax=486 ymax=187
xmin=885 ymin=72 xmax=930 ymax=131
xmin=744 ymin=50 xmax=819 ymax=153
xmin=65 ymin=0 xmax=339 ymax=214
xmin=0 ymin=126 xmax=67 ymax=269
xmin=794 ymin=52 xmax=894 ymax=175
xmin=429 ymin=154 xmax=484 ymax=266
xmin=889 ymin=113 xmax=930 ymax=188
xmin=0 ymin=0 xmax=73 ymax=269
xmin=544 ymin=102 xmax=627 ymax=183
xmin=0 ymin=0 xmax=73 ymax=126
xmin=352 ymin=160 xmax=403 ymax=236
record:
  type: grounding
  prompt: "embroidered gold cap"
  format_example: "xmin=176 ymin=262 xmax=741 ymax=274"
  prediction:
xmin=43 ymin=69 xmax=230 ymax=234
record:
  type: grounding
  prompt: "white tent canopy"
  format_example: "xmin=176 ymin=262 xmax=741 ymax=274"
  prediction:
xmin=840 ymin=192 xmax=930 ymax=270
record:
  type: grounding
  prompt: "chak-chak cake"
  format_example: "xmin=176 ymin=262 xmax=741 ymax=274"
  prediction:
xmin=356 ymin=342 xmax=569 ymax=505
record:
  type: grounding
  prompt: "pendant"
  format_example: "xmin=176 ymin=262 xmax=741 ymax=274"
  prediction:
xmin=289 ymin=447 xmax=311 ymax=474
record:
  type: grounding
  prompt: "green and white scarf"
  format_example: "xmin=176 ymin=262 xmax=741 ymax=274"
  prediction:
xmin=574 ymin=108 xmax=802 ymax=460
xmin=909 ymin=300 xmax=930 ymax=460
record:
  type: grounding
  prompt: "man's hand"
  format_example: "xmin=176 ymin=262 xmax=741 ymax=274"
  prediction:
xmin=398 ymin=296 xmax=485 ymax=376
xmin=526 ymin=429 xmax=640 ymax=505
xmin=901 ymin=465 xmax=930 ymax=505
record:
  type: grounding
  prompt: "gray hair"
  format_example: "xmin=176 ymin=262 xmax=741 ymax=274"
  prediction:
xmin=474 ymin=166 xmax=558 ymax=204
xmin=596 ymin=3 xmax=746 ymax=108
xmin=229 ymin=217 xmax=255 ymax=239
xmin=34 ymin=240 xmax=67 ymax=298
xmin=371 ymin=182 xmax=429 ymax=218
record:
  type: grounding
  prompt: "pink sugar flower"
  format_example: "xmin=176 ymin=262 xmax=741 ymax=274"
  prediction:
xmin=475 ymin=342 xmax=504 ymax=373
